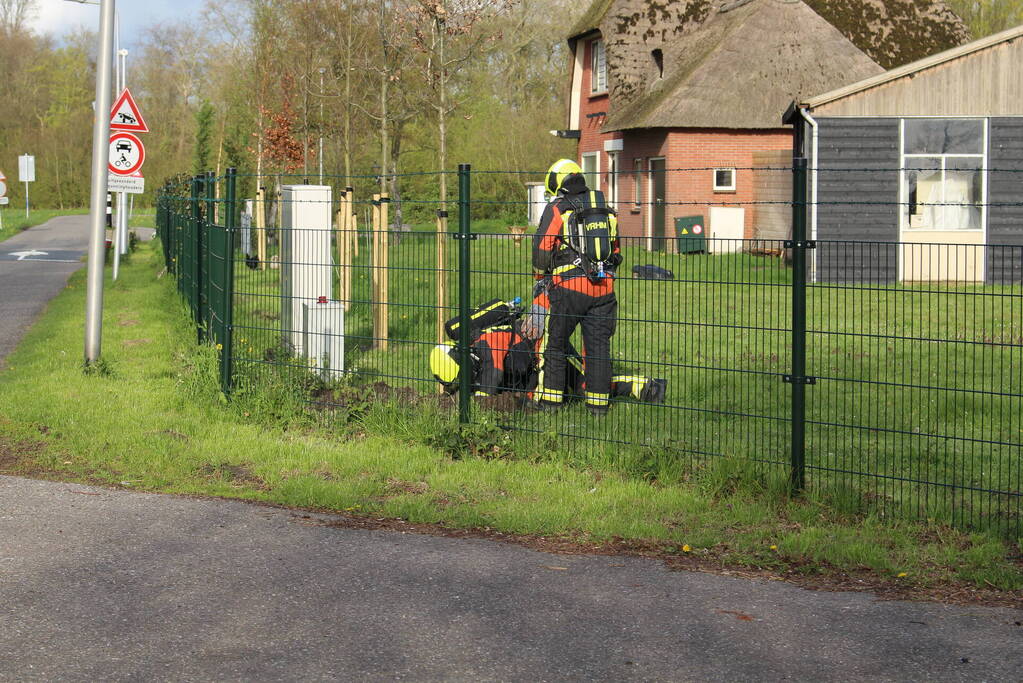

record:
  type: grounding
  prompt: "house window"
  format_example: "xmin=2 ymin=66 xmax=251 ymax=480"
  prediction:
xmin=581 ymin=152 xmax=599 ymax=191
xmin=633 ymin=158 xmax=644 ymax=206
xmin=902 ymin=118 xmax=986 ymax=231
xmin=590 ymin=39 xmax=607 ymax=94
xmin=606 ymin=151 xmax=620 ymax=208
xmin=713 ymin=168 xmax=736 ymax=192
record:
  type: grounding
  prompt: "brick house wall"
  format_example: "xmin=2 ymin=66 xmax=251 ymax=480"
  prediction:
xmin=574 ymin=35 xmax=793 ymax=245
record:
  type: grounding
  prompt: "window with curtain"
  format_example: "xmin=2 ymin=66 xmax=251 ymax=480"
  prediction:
xmin=590 ymin=39 xmax=606 ymax=93
xmin=633 ymin=158 xmax=643 ymax=206
xmin=902 ymin=119 xmax=986 ymax=231
xmin=581 ymin=153 xmax=599 ymax=191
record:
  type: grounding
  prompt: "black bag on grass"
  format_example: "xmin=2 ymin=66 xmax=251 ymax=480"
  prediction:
xmin=632 ymin=264 xmax=674 ymax=280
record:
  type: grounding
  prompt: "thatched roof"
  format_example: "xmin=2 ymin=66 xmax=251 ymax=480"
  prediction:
xmin=573 ymin=0 xmax=969 ymax=131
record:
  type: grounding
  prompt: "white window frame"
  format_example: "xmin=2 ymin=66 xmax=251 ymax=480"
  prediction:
xmin=713 ymin=168 xmax=736 ymax=192
xmin=590 ymin=39 xmax=607 ymax=94
xmin=633 ymin=158 xmax=644 ymax=207
xmin=899 ymin=117 xmax=987 ymax=234
xmin=606 ymin=151 xmax=619 ymax=208
xmin=581 ymin=152 xmax=600 ymax=192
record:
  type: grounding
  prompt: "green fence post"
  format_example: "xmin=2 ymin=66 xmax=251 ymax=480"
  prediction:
xmin=190 ymin=175 xmax=203 ymax=329
xmin=221 ymin=167 xmax=237 ymax=394
xmin=789 ymin=156 xmax=809 ymax=491
xmin=456 ymin=164 xmax=473 ymax=424
xmin=202 ymin=171 xmax=216 ymax=342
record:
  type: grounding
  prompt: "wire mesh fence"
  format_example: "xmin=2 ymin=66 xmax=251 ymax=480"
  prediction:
xmin=156 ymin=161 xmax=1022 ymax=538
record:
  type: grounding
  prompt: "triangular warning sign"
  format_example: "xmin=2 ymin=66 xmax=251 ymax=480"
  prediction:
xmin=110 ymin=89 xmax=149 ymax=133
xmin=681 ymin=228 xmax=689 ymax=234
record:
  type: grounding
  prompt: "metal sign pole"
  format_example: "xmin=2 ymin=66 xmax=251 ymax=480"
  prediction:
xmin=84 ymin=0 xmax=115 ymax=364
xmin=112 ymin=48 xmax=124 ymax=280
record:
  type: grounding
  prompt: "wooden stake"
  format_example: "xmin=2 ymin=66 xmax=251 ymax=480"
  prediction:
xmin=256 ymin=186 xmax=267 ymax=271
xmin=371 ymin=194 xmax=382 ymax=349
xmin=379 ymin=193 xmax=389 ymax=351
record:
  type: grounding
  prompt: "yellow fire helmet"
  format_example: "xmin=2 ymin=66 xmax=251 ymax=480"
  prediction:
xmin=545 ymin=158 xmax=582 ymax=196
xmin=430 ymin=343 xmax=460 ymax=390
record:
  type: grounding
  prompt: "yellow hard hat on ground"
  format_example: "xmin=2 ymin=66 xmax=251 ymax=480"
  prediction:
xmin=430 ymin=343 xmax=460 ymax=391
xmin=545 ymin=158 xmax=583 ymax=196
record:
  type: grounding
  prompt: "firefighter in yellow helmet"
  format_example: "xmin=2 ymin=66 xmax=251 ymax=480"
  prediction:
xmin=532 ymin=159 xmax=622 ymax=415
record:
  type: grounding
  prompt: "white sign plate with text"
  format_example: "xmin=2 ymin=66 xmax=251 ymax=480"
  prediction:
xmin=107 ymin=174 xmax=145 ymax=194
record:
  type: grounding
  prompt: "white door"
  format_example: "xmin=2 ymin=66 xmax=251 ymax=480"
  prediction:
xmin=709 ymin=207 xmax=745 ymax=254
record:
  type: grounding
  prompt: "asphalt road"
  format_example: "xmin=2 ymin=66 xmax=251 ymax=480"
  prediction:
xmin=0 ymin=215 xmax=90 ymax=362
xmin=1 ymin=477 xmax=1020 ymax=682
xmin=1 ymin=217 xmax=1021 ymax=681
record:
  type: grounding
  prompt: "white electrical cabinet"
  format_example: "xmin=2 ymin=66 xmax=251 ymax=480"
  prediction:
xmin=303 ymin=302 xmax=345 ymax=378
xmin=280 ymin=184 xmax=333 ymax=355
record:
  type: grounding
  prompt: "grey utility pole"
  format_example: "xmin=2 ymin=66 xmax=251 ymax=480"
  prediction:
xmin=84 ymin=0 xmax=115 ymax=364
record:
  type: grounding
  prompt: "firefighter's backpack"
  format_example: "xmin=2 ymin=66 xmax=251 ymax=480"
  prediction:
xmin=562 ymin=191 xmax=618 ymax=281
xmin=444 ymin=298 xmax=522 ymax=342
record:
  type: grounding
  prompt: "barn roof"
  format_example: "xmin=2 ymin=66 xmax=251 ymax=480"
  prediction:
xmin=572 ymin=0 xmax=969 ymax=132
xmin=800 ymin=23 xmax=1023 ymax=111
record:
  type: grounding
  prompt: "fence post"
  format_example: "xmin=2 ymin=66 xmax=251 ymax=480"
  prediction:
xmin=221 ymin=167 xmax=237 ymax=393
xmin=456 ymin=164 xmax=472 ymax=424
xmin=202 ymin=171 xmax=216 ymax=341
xmin=789 ymin=156 xmax=809 ymax=491
xmin=190 ymin=175 xmax=203 ymax=330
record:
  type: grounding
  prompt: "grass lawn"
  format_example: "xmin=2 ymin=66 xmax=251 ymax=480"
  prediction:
xmin=224 ymin=225 xmax=1022 ymax=537
xmin=1 ymin=240 xmax=1020 ymax=600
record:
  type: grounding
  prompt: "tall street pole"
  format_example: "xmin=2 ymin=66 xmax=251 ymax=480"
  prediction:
xmin=112 ymin=46 xmax=127 ymax=280
xmin=84 ymin=0 xmax=115 ymax=365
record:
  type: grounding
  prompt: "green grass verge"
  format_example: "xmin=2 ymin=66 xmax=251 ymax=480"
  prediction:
xmin=0 ymin=208 xmax=88 ymax=241
xmin=0 ymin=241 xmax=1020 ymax=595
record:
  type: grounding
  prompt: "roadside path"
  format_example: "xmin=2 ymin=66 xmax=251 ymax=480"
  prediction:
xmin=0 ymin=215 xmax=89 ymax=362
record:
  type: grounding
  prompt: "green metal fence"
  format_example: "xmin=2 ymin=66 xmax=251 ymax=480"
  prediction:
xmin=156 ymin=162 xmax=1022 ymax=538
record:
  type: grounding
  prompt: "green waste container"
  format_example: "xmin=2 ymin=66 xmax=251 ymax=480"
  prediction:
xmin=676 ymin=215 xmax=706 ymax=254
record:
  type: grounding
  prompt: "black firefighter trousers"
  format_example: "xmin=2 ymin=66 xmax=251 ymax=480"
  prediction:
xmin=537 ymin=284 xmax=617 ymax=410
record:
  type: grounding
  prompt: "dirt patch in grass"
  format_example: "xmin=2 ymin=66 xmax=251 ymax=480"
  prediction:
xmin=311 ymin=381 xmax=459 ymax=412
xmin=199 ymin=462 xmax=269 ymax=490
xmin=311 ymin=382 xmax=531 ymax=416
xmin=0 ymin=433 xmax=52 ymax=478
xmin=0 ymin=428 xmax=114 ymax=489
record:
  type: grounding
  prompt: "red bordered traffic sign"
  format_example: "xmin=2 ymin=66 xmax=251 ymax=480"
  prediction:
xmin=108 ymin=132 xmax=145 ymax=175
xmin=109 ymin=88 xmax=149 ymax=133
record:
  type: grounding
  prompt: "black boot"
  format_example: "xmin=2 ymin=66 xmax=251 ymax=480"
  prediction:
xmin=640 ymin=378 xmax=667 ymax=404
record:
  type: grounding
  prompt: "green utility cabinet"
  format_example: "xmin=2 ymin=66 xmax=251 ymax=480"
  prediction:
xmin=676 ymin=215 xmax=706 ymax=253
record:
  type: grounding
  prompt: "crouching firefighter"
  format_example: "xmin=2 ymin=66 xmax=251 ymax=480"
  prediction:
xmin=429 ymin=296 xmax=666 ymax=405
xmin=533 ymin=159 xmax=622 ymax=415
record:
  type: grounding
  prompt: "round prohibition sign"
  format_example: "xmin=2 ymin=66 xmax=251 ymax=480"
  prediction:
xmin=108 ymin=132 xmax=145 ymax=175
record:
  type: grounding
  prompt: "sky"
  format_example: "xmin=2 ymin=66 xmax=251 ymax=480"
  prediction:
xmin=30 ymin=0 xmax=206 ymax=49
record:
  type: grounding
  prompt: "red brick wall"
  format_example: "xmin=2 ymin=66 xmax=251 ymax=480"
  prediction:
xmin=615 ymin=129 xmax=793 ymax=240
